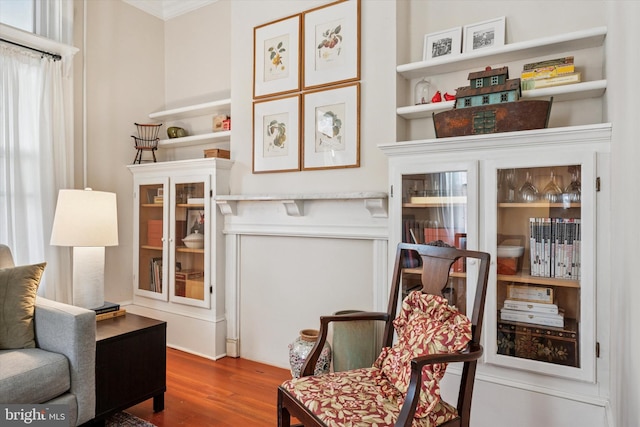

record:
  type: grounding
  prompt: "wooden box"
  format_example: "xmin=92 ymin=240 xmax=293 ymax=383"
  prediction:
xmin=204 ymin=149 xmax=230 ymax=159
xmin=497 ymin=319 xmax=579 ymax=367
xmin=147 ymin=220 xmax=163 ymax=247
xmin=497 ymin=257 xmax=518 ymax=275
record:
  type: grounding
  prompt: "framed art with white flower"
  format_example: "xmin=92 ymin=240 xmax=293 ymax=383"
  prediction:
xmin=463 ymin=16 xmax=506 ymax=53
xmin=302 ymin=83 xmax=359 ymax=170
xmin=253 ymin=94 xmax=301 ymax=173
xmin=253 ymin=14 xmax=301 ymax=99
xmin=303 ymin=0 xmax=360 ymax=90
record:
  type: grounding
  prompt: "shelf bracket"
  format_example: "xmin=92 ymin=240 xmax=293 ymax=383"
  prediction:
xmin=282 ymin=199 xmax=304 ymax=216
xmin=216 ymin=200 xmax=236 ymax=216
xmin=364 ymin=197 xmax=388 ymax=218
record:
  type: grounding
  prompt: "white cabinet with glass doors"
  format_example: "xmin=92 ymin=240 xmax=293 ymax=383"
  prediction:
xmin=127 ymin=158 xmax=231 ymax=358
xmin=379 ymin=124 xmax=611 ymax=392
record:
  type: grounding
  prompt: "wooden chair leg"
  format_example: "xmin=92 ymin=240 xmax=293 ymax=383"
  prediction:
xmin=277 ymin=388 xmax=291 ymax=427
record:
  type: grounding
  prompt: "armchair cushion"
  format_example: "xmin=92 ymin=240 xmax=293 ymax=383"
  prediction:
xmin=374 ymin=291 xmax=472 ymax=418
xmin=0 ymin=263 xmax=46 ymax=349
xmin=281 ymin=367 xmax=459 ymax=426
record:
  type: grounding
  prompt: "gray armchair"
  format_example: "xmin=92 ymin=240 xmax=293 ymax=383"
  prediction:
xmin=0 ymin=244 xmax=96 ymax=426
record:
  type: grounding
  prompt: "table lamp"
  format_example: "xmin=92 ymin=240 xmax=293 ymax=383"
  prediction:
xmin=50 ymin=188 xmax=118 ymax=309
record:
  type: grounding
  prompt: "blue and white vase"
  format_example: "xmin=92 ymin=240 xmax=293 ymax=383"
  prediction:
xmin=288 ymin=329 xmax=331 ymax=378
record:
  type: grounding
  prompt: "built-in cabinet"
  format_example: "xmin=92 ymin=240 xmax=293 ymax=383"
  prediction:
xmin=385 ymin=23 xmax=611 ymax=418
xmin=127 ymin=158 xmax=232 ymax=359
xmin=381 ymin=124 xmax=611 ymax=402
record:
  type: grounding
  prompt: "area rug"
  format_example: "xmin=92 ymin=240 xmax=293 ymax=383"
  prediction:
xmin=105 ymin=411 xmax=156 ymax=427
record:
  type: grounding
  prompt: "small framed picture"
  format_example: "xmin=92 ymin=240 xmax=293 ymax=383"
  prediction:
xmin=253 ymin=94 xmax=301 ymax=173
xmin=303 ymin=0 xmax=360 ymax=90
xmin=253 ymin=14 xmax=301 ymax=99
xmin=302 ymin=82 xmax=359 ymax=170
xmin=463 ymin=16 xmax=506 ymax=53
xmin=186 ymin=209 xmax=205 ymax=235
xmin=423 ymin=27 xmax=462 ymax=61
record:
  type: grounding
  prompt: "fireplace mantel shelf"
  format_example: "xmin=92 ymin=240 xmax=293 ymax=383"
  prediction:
xmin=215 ymin=192 xmax=388 ymax=217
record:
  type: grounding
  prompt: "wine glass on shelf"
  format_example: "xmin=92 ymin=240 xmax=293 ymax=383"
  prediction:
xmin=542 ymin=170 xmax=563 ymax=203
xmin=518 ymin=171 xmax=538 ymax=202
xmin=564 ymin=167 xmax=581 ymax=203
xmin=502 ymin=169 xmax=517 ymax=202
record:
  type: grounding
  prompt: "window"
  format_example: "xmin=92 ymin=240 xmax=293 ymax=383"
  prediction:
xmin=464 ymin=98 xmax=472 ymax=107
xmin=482 ymin=95 xmax=490 ymax=105
xmin=475 ymin=79 xmax=484 ymax=88
xmin=491 ymin=76 xmax=499 ymax=85
xmin=500 ymin=93 xmax=509 ymax=102
xmin=0 ymin=0 xmax=34 ymax=32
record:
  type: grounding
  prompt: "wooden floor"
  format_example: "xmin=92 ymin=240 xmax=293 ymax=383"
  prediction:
xmin=127 ymin=348 xmax=292 ymax=427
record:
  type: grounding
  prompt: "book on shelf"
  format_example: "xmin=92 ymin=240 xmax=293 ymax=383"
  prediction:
xmin=521 ymin=56 xmax=575 ymax=80
xmin=529 ymin=217 xmax=581 ymax=280
xmin=500 ymin=307 xmax=565 ymax=328
xmin=150 ymin=257 xmax=163 ymax=292
xmin=96 ymin=308 xmax=127 ymax=321
xmin=175 ymin=269 xmax=204 ymax=281
xmin=502 ymin=299 xmax=559 ymax=315
xmin=506 ymin=283 xmax=554 ymax=304
xmin=521 ymin=72 xmax=582 ymax=91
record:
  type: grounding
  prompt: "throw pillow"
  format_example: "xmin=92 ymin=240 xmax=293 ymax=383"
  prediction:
xmin=374 ymin=290 xmax=472 ymax=418
xmin=0 ymin=262 xmax=47 ymax=349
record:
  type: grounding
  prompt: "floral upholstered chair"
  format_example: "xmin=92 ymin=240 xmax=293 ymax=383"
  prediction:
xmin=277 ymin=242 xmax=490 ymax=427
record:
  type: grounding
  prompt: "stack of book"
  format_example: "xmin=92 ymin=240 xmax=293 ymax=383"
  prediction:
xmin=520 ymin=56 xmax=581 ymax=91
xmin=93 ymin=301 xmax=126 ymax=321
xmin=500 ymin=284 xmax=564 ymax=328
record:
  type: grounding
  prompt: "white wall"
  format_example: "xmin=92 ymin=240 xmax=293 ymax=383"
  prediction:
xmin=80 ymin=0 xmax=165 ymax=303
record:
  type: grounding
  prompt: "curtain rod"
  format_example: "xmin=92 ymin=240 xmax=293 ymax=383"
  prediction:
xmin=0 ymin=37 xmax=62 ymax=61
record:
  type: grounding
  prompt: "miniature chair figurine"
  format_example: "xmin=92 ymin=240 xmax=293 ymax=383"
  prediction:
xmin=277 ymin=242 xmax=490 ymax=427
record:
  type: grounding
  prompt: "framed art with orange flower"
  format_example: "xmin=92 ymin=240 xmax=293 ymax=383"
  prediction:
xmin=253 ymin=14 xmax=301 ymax=99
xmin=253 ymin=95 xmax=301 ymax=173
xmin=302 ymin=83 xmax=359 ymax=170
xmin=303 ymin=0 xmax=360 ymax=90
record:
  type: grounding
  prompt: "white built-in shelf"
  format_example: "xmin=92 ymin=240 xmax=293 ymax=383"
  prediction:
xmin=397 ymin=80 xmax=607 ymax=120
xmin=397 ymin=26 xmax=607 ymax=80
xmin=149 ymin=98 xmax=231 ymax=121
xmin=158 ymin=130 xmax=231 ymax=148
xmin=215 ymin=192 xmax=388 ymax=217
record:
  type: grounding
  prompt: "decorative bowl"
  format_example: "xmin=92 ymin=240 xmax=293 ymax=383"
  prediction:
xmin=167 ymin=126 xmax=187 ymax=138
xmin=182 ymin=231 xmax=204 ymax=249
xmin=497 ymin=245 xmax=524 ymax=258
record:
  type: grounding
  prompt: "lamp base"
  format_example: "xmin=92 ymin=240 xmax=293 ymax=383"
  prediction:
xmin=72 ymin=246 xmax=105 ymax=309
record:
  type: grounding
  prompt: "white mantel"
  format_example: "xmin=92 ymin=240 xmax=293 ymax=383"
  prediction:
xmin=218 ymin=192 xmax=390 ymax=362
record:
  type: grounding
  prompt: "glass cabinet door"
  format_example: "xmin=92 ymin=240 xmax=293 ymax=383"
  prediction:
xmin=487 ymin=154 xmax=596 ymax=382
xmin=399 ymin=165 xmax=478 ymax=316
xmin=170 ymin=178 xmax=210 ymax=308
xmin=136 ymin=180 xmax=168 ymax=300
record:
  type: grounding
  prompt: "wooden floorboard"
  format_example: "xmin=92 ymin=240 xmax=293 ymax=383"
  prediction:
xmin=126 ymin=347 xmax=292 ymax=426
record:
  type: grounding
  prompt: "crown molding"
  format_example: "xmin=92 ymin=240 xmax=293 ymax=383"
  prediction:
xmin=122 ymin=0 xmax=218 ymax=21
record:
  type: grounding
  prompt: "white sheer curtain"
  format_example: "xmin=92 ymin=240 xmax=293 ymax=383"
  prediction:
xmin=0 ymin=41 xmax=74 ymax=302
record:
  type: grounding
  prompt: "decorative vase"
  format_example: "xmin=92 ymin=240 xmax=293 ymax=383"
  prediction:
xmin=288 ymin=329 xmax=331 ymax=378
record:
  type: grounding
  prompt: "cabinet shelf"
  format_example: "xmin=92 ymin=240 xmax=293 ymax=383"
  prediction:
xmin=141 ymin=203 xmax=163 ymax=208
xmin=498 ymin=272 xmax=580 ymax=288
xmin=397 ymin=80 xmax=607 ymax=120
xmin=141 ymin=245 xmax=162 ymax=251
xmin=498 ymin=201 xmax=581 ymax=209
xmin=397 ymin=26 xmax=606 ymax=80
xmin=149 ymin=99 xmax=231 ymax=121
xmin=176 ymin=247 xmax=204 ymax=254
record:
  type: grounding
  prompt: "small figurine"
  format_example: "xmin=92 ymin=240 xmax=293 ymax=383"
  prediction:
xmin=443 ymin=92 xmax=456 ymax=101
xmin=431 ymin=91 xmax=442 ymax=103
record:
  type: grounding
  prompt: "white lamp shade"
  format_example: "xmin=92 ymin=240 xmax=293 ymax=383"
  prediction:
xmin=50 ymin=188 xmax=119 ymax=247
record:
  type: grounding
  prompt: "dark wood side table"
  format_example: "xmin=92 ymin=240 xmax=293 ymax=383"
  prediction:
xmin=92 ymin=313 xmax=167 ymax=423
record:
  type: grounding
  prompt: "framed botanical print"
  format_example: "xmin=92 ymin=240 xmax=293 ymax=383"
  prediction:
xmin=253 ymin=14 xmax=301 ymax=99
xmin=302 ymin=82 xmax=359 ymax=170
xmin=303 ymin=0 xmax=360 ymax=90
xmin=253 ymin=94 xmax=301 ymax=173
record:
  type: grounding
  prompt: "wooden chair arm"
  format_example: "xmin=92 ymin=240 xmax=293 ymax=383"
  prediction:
xmin=394 ymin=342 xmax=483 ymax=426
xmin=300 ymin=311 xmax=389 ymax=377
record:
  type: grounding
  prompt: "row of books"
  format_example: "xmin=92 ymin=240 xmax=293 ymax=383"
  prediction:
xmin=500 ymin=284 xmax=564 ymax=328
xmin=529 ymin=217 xmax=581 ymax=280
xmin=520 ymin=56 xmax=581 ymax=91
xmin=149 ymin=257 xmax=163 ymax=293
